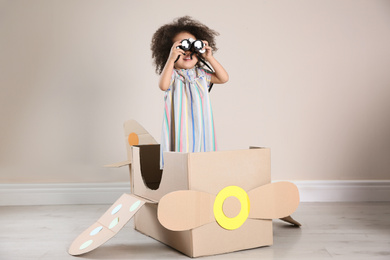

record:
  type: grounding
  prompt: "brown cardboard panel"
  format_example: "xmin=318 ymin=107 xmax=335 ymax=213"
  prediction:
xmin=134 ymin=203 xmax=193 ymax=257
xmin=158 ymin=190 xmax=215 ymax=231
xmin=132 ymin=146 xmax=189 ymax=202
xmin=187 ymin=148 xmax=271 ymax=195
xmin=68 ymin=194 xmax=153 ymax=256
xmin=191 ymin=219 xmax=273 ymax=257
xmin=248 ymin=182 xmax=300 ymax=219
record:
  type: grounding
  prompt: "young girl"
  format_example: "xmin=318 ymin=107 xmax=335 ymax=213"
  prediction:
xmin=151 ymin=16 xmax=229 ymax=168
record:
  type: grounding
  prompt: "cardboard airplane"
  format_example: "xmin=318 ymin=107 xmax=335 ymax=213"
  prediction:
xmin=68 ymin=120 xmax=301 ymax=257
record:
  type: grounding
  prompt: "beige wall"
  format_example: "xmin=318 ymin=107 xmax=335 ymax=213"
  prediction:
xmin=1 ymin=0 xmax=389 ymax=183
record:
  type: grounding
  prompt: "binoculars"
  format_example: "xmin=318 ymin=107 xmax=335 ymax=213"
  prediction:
xmin=177 ymin=38 xmax=205 ymax=54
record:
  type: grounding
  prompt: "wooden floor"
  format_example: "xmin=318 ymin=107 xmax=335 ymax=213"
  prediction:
xmin=0 ymin=202 xmax=389 ymax=259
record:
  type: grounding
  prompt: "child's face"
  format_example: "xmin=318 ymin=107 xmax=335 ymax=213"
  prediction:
xmin=173 ymin=31 xmax=199 ymax=70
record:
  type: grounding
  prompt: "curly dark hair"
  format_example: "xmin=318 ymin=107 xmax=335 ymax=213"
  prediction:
xmin=151 ymin=16 xmax=219 ymax=74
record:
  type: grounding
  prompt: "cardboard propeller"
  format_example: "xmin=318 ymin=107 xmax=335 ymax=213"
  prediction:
xmin=158 ymin=182 xmax=300 ymax=231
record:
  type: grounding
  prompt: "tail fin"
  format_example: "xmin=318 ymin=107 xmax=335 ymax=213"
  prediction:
xmin=104 ymin=120 xmax=158 ymax=167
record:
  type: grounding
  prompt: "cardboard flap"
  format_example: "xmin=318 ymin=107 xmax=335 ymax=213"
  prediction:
xmin=279 ymin=215 xmax=302 ymax=226
xmin=157 ymin=190 xmax=215 ymax=231
xmin=68 ymin=193 xmax=154 ymax=256
xmin=157 ymin=182 xmax=300 ymax=232
xmin=247 ymin=182 xmax=300 ymax=220
xmin=103 ymin=160 xmax=131 ymax=168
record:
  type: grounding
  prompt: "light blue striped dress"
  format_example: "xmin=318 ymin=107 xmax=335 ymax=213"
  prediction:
xmin=160 ymin=67 xmax=217 ymax=169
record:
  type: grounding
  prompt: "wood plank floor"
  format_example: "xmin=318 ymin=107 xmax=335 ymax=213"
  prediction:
xmin=0 ymin=202 xmax=389 ymax=259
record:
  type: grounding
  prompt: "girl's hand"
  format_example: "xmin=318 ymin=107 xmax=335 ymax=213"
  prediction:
xmin=168 ymin=41 xmax=185 ymax=63
xmin=201 ymin=40 xmax=213 ymax=60
xmin=159 ymin=41 xmax=185 ymax=91
xmin=199 ymin=40 xmax=229 ymax=84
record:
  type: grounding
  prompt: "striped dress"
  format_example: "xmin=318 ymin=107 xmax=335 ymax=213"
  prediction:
xmin=160 ymin=67 xmax=217 ymax=169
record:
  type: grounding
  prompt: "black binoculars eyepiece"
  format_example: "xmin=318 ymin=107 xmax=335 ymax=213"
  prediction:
xmin=177 ymin=38 xmax=205 ymax=54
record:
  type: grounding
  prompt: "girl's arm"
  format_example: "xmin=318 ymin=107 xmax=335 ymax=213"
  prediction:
xmin=159 ymin=41 xmax=185 ymax=91
xmin=202 ymin=41 xmax=229 ymax=84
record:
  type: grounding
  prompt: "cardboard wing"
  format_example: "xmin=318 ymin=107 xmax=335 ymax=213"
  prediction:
xmin=157 ymin=182 xmax=300 ymax=231
xmin=104 ymin=120 xmax=157 ymax=168
xmin=104 ymin=161 xmax=131 ymax=168
xmin=68 ymin=193 xmax=155 ymax=256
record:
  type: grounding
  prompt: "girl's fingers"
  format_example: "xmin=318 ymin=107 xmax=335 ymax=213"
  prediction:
xmin=202 ymin=42 xmax=211 ymax=54
xmin=204 ymin=46 xmax=212 ymax=55
xmin=173 ymin=41 xmax=183 ymax=50
xmin=173 ymin=45 xmax=185 ymax=54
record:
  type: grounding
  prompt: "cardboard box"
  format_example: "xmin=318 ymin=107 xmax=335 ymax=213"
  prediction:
xmin=132 ymin=145 xmax=273 ymax=257
xmin=68 ymin=120 xmax=300 ymax=257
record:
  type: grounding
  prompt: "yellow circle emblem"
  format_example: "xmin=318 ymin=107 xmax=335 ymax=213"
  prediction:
xmin=213 ymin=186 xmax=250 ymax=230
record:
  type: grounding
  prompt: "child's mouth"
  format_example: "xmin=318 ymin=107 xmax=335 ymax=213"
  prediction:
xmin=183 ymin=56 xmax=192 ymax=61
